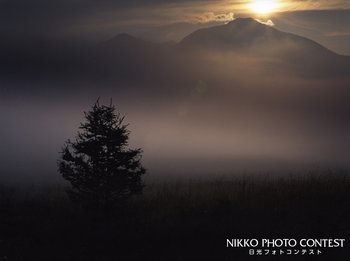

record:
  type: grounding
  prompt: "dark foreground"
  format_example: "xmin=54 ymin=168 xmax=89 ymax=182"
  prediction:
xmin=1 ymin=171 xmax=350 ymax=261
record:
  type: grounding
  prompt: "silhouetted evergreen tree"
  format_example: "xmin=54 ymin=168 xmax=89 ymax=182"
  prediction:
xmin=58 ymin=100 xmax=145 ymax=210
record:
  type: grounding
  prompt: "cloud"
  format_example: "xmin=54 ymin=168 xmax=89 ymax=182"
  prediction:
xmin=191 ymin=12 xmax=235 ymax=23
xmin=256 ymin=19 xmax=275 ymax=26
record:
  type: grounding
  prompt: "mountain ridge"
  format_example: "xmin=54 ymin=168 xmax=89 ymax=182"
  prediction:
xmin=95 ymin=17 xmax=350 ymax=78
xmin=178 ymin=18 xmax=339 ymax=57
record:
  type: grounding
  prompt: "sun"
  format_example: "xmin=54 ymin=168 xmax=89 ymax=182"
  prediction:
xmin=249 ymin=0 xmax=279 ymax=15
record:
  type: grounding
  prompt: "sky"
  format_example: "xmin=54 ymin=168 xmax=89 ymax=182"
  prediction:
xmin=1 ymin=0 xmax=350 ymax=54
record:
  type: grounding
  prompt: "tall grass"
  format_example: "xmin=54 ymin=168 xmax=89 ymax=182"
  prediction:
xmin=1 ymin=171 xmax=350 ymax=260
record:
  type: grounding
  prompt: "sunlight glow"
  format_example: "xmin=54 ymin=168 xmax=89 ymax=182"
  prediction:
xmin=249 ymin=0 xmax=279 ymax=15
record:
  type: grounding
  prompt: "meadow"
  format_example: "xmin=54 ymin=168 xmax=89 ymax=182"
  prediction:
xmin=1 ymin=170 xmax=350 ymax=260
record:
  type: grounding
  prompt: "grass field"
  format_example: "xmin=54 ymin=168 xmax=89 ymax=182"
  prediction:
xmin=1 ymin=171 xmax=350 ymax=260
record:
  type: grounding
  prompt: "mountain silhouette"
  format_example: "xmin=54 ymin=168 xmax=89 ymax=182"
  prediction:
xmin=178 ymin=17 xmax=350 ymax=76
xmin=89 ymin=18 xmax=350 ymax=80
xmin=3 ymin=17 xmax=348 ymax=80
xmin=180 ymin=18 xmax=332 ymax=53
xmin=88 ymin=33 xmax=181 ymax=84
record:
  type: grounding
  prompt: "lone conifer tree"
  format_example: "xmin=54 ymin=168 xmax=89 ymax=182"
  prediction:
xmin=58 ymin=100 xmax=145 ymax=209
